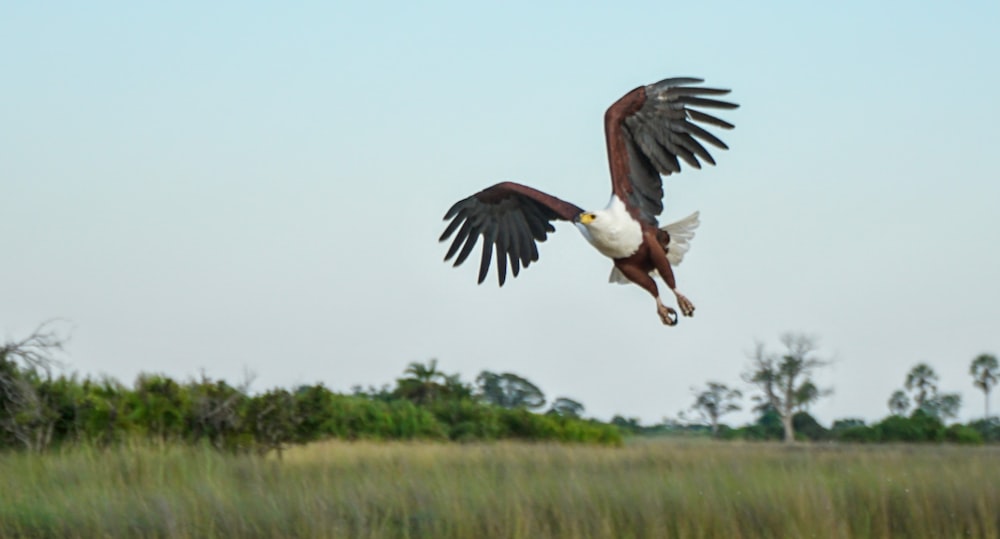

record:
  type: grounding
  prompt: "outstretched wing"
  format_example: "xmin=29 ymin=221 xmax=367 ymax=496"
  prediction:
xmin=604 ymin=77 xmax=737 ymax=225
xmin=440 ymin=181 xmax=583 ymax=286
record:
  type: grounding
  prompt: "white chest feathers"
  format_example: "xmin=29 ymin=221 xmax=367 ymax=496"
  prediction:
xmin=575 ymin=195 xmax=644 ymax=259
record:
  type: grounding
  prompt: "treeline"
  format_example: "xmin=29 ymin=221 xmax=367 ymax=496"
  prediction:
xmin=0 ymin=332 xmax=621 ymax=454
xmin=616 ymin=408 xmax=1000 ymax=445
xmin=670 ymin=333 xmax=1000 ymax=444
xmin=4 ymin=324 xmax=997 ymax=452
xmin=717 ymin=409 xmax=999 ymax=444
xmin=611 ymin=409 xmax=1000 ymax=444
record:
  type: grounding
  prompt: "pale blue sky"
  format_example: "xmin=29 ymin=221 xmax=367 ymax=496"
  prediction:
xmin=3 ymin=2 xmax=999 ymax=425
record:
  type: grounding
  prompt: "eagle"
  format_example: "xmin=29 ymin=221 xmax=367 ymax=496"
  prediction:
xmin=440 ymin=77 xmax=737 ymax=326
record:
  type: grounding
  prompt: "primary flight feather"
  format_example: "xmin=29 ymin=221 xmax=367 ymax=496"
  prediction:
xmin=440 ymin=77 xmax=737 ymax=326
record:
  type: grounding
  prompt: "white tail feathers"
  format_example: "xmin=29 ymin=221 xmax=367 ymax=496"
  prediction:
xmin=608 ymin=267 xmax=631 ymax=284
xmin=662 ymin=210 xmax=700 ymax=266
xmin=607 ymin=211 xmax=701 ymax=285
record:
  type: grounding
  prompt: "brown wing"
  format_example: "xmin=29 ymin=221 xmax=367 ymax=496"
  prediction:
xmin=604 ymin=77 xmax=737 ymax=225
xmin=440 ymin=181 xmax=583 ymax=286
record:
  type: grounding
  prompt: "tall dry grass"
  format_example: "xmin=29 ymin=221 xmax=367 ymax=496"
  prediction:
xmin=1 ymin=439 xmax=997 ymax=538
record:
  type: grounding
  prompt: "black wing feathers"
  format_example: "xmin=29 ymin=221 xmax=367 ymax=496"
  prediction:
xmin=440 ymin=182 xmax=582 ymax=286
xmin=617 ymin=77 xmax=737 ymax=224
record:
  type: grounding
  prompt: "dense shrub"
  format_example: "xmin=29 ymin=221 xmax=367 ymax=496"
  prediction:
xmin=944 ymin=424 xmax=984 ymax=445
xmin=875 ymin=410 xmax=945 ymax=443
xmin=0 ymin=360 xmax=621 ymax=454
xmin=967 ymin=418 xmax=1000 ymax=442
xmin=827 ymin=414 xmax=987 ymax=445
xmin=555 ymin=416 xmax=622 ymax=445
xmin=831 ymin=418 xmax=866 ymax=431
xmin=835 ymin=425 xmax=879 ymax=443
xmin=429 ymin=398 xmax=503 ymax=441
xmin=499 ymin=408 xmax=560 ymax=439
xmin=793 ymin=412 xmax=829 ymax=441
xmin=319 ymin=393 xmax=446 ymax=440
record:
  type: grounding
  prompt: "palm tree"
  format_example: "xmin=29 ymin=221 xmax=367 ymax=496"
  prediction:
xmin=395 ymin=359 xmax=447 ymax=405
xmin=888 ymin=390 xmax=910 ymax=416
xmin=970 ymin=353 xmax=999 ymax=419
xmin=904 ymin=363 xmax=938 ymax=409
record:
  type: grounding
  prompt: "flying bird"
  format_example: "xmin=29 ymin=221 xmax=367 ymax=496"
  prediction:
xmin=440 ymin=77 xmax=737 ymax=326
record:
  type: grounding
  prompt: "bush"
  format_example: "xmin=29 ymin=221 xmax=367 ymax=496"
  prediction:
xmin=1 ymin=360 xmax=623 ymax=454
xmin=945 ymin=424 xmax=984 ymax=445
xmin=499 ymin=408 xmax=560 ymax=439
xmin=874 ymin=410 xmax=945 ymax=443
xmin=966 ymin=418 xmax=1000 ymax=442
xmin=831 ymin=418 xmax=866 ymax=431
xmin=558 ymin=417 xmax=622 ymax=445
xmin=793 ymin=412 xmax=829 ymax=441
xmin=318 ymin=394 xmax=445 ymax=441
xmin=428 ymin=399 xmax=503 ymax=441
xmin=835 ymin=425 xmax=879 ymax=443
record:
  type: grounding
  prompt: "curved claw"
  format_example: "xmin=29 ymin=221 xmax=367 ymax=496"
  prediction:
xmin=657 ymin=304 xmax=678 ymax=326
xmin=675 ymin=293 xmax=695 ymax=318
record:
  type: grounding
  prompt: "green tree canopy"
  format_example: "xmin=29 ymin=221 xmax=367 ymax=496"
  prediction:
xmin=920 ymin=393 xmax=962 ymax=421
xmin=475 ymin=371 xmax=545 ymax=410
xmin=689 ymin=382 xmax=742 ymax=437
xmin=547 ymin=397 xmax=585 ymax=418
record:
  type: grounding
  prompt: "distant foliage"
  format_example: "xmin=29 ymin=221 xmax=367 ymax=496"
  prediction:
xmin=688 ymin=381 xmax=742 ymax=437
xmin=831 ymin=418 xmax=866 ymax=431
xmin=831 ymin=410 xmax=983 ymax=445
xmin=967 ymin=417 xmax=1000 ymax=442
xmin=476 ymin=371 xmax=546 ymax=410
xmin=945 ymin=424 xmax=984 ymax=445
xmin=875 ymin=411 xmax=946 ymax=443
xmin=547 ymin=397 xmax=585 ymax=418
xmin=0 ymin=332 xmax=621 ymax=454
xmin=3 ymin=325 xmax=994 ymax=453
xmin=720 ymin=410 xmax=830 ymax=442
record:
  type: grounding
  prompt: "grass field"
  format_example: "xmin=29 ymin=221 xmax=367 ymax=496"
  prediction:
xmin=2 ymin=439 xmax=998 ymax=538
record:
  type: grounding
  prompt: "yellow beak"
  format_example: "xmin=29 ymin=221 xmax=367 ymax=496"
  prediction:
xmin=578 ymin=213 xmax=596 ymax=225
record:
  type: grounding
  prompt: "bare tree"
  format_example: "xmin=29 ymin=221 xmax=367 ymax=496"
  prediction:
xmin=0 ymin=322 xmax=65 ymax=373
xmin=744 ymin=333 xmax=831 ymax=443
xmin=689 ymin=382 xmax=742 ymax=437
xmin=0 ymin=322 xmax=68 ymax=451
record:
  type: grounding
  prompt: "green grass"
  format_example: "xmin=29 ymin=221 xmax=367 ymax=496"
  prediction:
xmin=1 ymin=439 xmax=998 ymax=538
